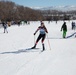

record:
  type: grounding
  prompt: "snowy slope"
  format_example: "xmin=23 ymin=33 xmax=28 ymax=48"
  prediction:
xmin=0 ymin=21 xmax=76 ymax=75
xmin=31 ymin=5 xmax=76 ymax=11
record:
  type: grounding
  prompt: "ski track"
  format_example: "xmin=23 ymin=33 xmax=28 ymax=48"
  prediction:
xmin=0 ymin=51 xmax=41 ymax=75
xmin=13 ymin=50 xmax=50 ymax=75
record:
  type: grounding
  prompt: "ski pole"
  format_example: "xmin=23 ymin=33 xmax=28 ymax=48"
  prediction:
xmin=47 ymin=34 xmax=51 ymax=50
xmin=34 ymin=35 xmax=35 ymax=45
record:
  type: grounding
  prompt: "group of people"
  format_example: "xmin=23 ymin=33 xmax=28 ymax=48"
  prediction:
xmin=1 ymin=20 xmax=30 ymax=33
xmin=1 ymin=20 xmax=75 ymax=50
xmin=32 ymin=20 xmax=76 ymax=50
xmin=31 ymin=21 xmax=68 ymax=51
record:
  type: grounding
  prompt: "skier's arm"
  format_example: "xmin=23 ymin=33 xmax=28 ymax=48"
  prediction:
xmin=44 ymin=26 xmax=48 ymax=33
xmin=61 ymin=25 xmax=63 ymax=31
xmin=34 ymin=27 xmax=39 ymax=35
xmin=45 ymin=28 xmax=48 ymax=33
xmin=66 ymin=25 xmax=67 ymax=32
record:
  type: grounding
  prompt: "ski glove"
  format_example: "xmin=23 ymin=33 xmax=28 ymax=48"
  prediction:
xmin=34 ymin=33 xmax=36 ymax=35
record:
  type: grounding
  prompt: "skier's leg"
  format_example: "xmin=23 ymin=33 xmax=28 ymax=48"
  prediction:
xmin=41 ymin=34 xmax=46 ymax=43
xmin=36 ymin=34 xmax=42 ymax=44
xmin=31 ymin=44 xmax=36 ymax=49
xmin=4 ymin=28 xmax=5 ymax=33
xmin=6 ymin=28 xmax=8 ymax=33
xmin=63 ymin=31 xmax=66 ymax=38
xmin=5 ymin=28 xmax=8 ymax=33
xmin=41 ymin=34 xmax=46 ymax=50
xmin=64 ymin=31 xmax=66 ymax=38
xmin=63 ymin=31 xmax=65 ymax=38
xmin=31 ymin=34 xmax=42 ymax=49
xmin=42 ymin=43 xmax=45 ymax=50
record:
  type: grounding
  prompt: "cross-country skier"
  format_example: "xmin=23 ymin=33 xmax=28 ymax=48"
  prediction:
xmin=61 ymin=22 xmax=67 ymax=38
xmin=31 ymin=22 xmax=48 ymax=51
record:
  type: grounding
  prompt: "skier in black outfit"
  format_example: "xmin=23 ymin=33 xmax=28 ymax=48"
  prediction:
xmin=31 ymin=22 xmax=48 ymax=50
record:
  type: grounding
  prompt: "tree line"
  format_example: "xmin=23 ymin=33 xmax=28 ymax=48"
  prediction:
xmin=0 ymin=0 xmax=43 ymax=22
xmin=0 ymin=0 xmax=76 ymax=22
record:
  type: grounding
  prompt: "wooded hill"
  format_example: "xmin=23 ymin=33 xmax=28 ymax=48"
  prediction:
xmin=0 ymin=0 xmax=76 ymax=21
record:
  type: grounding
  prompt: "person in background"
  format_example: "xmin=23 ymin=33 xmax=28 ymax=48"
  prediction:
xmin=2 ymin=21 xmax=8 ymax=33
xmin=31 ymin=22 xmax=48 ymax=51
xmin=61 ymin=22 xmax=67 ymax=38
xmin=71 ymin=21 xmax=75 ymax=30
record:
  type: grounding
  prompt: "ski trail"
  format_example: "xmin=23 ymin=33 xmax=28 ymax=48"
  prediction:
xmin=14 ymin=50 xmax=51 ymax=75
xmin=66 ymin=32 xmax=76 ymax=38
xmin=13 ymin=51 xmax=43 ymax=75
xmin=0 ymin=51 xmax=40 ymax=75
xmin=46 ymin=32 xmax=76 ymax=39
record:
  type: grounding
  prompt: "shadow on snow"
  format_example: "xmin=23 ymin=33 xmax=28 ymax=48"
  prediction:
xmin=0 ymin=48 xmax=40 ymax=54
xmin=47 ymin=32 xmax=76 ymax=39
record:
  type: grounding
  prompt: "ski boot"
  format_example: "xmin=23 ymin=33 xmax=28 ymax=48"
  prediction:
xmin=31 ymin=44 xmax=36 ymax=49
xmin=42 ymin=44 xmax=45 ymax=51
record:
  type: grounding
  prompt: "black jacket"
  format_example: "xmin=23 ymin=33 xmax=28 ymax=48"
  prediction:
xmin=61 ymin=22 xmax=67 ymax=31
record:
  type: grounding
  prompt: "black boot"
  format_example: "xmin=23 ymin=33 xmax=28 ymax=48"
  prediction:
xmin=42 ymin=44 xmax=45 ymax=50
xmin=31 ymin=44 xmax=36 ymax=49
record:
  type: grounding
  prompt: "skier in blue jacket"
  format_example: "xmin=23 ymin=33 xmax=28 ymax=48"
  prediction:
xmin=2 ymin=22 xmax=8 ymax=33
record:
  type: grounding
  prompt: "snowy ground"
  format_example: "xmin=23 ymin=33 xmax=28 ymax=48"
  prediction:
xmin=0 ymin=20 xmax=76 ymax=75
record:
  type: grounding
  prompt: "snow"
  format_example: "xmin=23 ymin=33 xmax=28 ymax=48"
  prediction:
xmin=0 ymin=20 xmax=76 ymax=75
xmin=31 ymin=6 xmax=76 ymax=11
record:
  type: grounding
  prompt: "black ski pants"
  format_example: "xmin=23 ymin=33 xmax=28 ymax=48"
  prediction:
xmin=36 ymin=34 xmax=46 ymax=44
